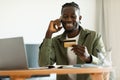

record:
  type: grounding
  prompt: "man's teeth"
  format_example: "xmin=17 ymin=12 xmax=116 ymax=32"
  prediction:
xmin=66 ymin=23 xmax=73 ymax=26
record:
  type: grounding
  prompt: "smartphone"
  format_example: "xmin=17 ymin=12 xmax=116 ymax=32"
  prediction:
xmin=54 ymin=18 xmax=62 ymax=30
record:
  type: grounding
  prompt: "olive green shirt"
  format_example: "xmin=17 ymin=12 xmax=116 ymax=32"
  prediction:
xmin=39 ymin=27 xmax=105 ymax=80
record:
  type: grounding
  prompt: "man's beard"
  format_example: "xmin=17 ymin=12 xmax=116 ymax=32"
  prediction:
xmin=65 ymin=28 xmax=75 ymax=33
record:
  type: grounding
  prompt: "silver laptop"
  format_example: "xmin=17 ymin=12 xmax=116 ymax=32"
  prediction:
xmin=0 ymin=37 xmax=29 ymax=70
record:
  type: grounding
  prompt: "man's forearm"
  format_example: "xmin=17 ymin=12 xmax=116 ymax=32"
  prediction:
xmin=39 ymin=39 xmax=53 ymax=66
xmin=45 ymin=31 xmax=53 ymax=38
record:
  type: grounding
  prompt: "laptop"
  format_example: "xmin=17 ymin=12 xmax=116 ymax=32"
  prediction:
xmin=0 ymin=37 xmax=61 ymax=71
xmin=0 ymin=37 xmax=29 ymax=70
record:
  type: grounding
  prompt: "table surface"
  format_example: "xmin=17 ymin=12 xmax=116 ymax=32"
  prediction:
xmin=0 ymin=67 xmax=113 ymax=80
xmin=0 ymin=67 xmax=112 ymax=76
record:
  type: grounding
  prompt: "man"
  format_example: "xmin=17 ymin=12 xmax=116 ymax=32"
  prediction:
xmin=39 ymin=2 xmax=105 ymax=80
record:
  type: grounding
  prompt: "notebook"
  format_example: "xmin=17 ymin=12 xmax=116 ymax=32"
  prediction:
xmin=0 ymin=37 xmax=30 ymax=70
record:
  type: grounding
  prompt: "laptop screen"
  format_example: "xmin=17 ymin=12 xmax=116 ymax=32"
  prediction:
xmin=0 ymin=37 xmax=28 ymax=70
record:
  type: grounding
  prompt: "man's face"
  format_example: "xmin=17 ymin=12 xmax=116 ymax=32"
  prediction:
xmin=61 ymin=6 xmax=81 ymax=32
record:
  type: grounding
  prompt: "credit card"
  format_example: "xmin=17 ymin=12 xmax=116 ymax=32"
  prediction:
xmin=64 ymin=39 xmax=76 ymax=47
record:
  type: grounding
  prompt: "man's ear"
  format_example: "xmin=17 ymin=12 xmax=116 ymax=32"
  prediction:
xmin=79 ymin=15 xmax=82 ymax=20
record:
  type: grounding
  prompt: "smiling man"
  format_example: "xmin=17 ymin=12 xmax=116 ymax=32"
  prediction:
xmin=39 ymin=2 xmax=105 ymax=80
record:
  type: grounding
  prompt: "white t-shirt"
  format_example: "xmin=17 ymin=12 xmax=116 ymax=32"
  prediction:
xmin=66 ymin=33 xmax=80 ymax=80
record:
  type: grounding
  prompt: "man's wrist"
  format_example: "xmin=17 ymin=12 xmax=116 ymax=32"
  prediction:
xmin=45 ymin=31 xmax=53 ymax=38
xmin=86 ymin=55 xmax=92 ymax=63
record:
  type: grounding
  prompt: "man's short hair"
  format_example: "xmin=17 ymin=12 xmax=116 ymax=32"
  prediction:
xmin=61 ymin=2 xmax=80 ymax=15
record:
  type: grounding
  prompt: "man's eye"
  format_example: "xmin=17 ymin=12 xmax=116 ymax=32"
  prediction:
xmin=71 ymin=16 xmax=76 ymax=18
xmin=63 ymin=16 xmax=68 ymax=19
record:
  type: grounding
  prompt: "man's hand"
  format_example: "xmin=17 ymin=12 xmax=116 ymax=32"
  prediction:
xmin=71 ymin=45 xmax=91 ymax=63
xmin=45 ymin=19 xmax=62 ymax=38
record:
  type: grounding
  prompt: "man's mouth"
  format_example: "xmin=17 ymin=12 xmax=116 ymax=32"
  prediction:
xmin=66 ymin=23 xmax=73 ymax=26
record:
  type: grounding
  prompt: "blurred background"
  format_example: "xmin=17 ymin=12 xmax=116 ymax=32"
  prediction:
xmin=0 ymin=0 xmax=120 ymax=80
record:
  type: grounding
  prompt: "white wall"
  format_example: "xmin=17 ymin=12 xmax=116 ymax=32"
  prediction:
xmin=0 ymin=0 xmax=96 ymax=44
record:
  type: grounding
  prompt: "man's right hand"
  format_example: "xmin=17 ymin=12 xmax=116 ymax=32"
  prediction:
xmin=45 ymin=19 xmax=62 ymax=38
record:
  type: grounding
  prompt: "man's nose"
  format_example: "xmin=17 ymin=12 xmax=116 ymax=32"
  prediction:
xmin=66 ymin=17 xmax=72 ymax=21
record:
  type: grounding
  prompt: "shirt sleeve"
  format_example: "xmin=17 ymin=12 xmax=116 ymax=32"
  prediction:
xmin=39 ymin=38 xmax=55 ymax=66
xmin=91 ymin=55 xmax=100 ymax=64
xmin=91 ymin=33 xmax=106 ymax=64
